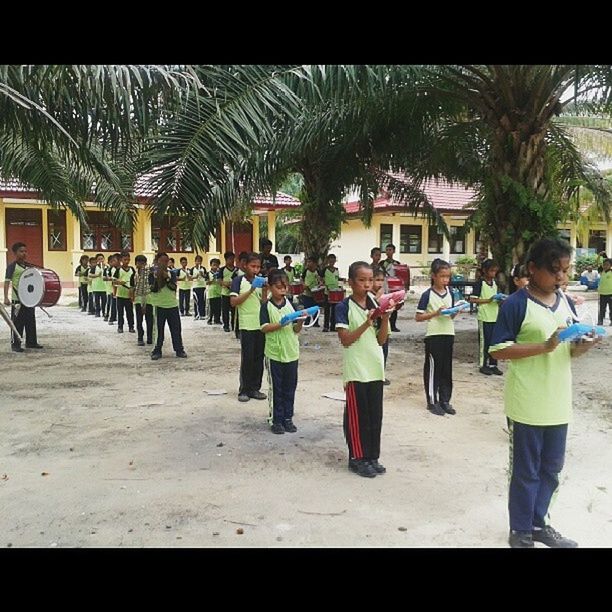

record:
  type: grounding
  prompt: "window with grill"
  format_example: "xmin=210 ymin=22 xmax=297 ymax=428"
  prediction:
xmin=399 ymin=224 xmax=422 ymax=254
xmin=152 ymin=215 xmax=197 ymax=253
xmin=47 ymin=210 xmax=67 ymax=251
xmin=80 ymin=212 xmax=133 ymax=252
xmin=428 ymin=225 xmax=443 ymax=253
xmin=379 ymin=224 xmax=393 ymax=249
xmin=450 ymin=226 xmax=466 ymax=254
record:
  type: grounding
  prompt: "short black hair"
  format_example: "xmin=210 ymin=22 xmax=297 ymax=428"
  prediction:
xmin=120 ymin=251 xmax=130 ymax=259
xmin=238 ymin=251 xmax=249 ymax=262
xmin=261 ymin=238 xmax=273 ymax=248
xmin=284 ymin=255 xmax=292 ymax=261
xmin=431 ymin=258 xmax=451 ymax=275
xmin=245 ymin=252 xmax=261 ymax=264
xmin=156 ymin=252 xmax=168 ymax=259
xmin=11 ymin=242 xmax=26 ymax=253
xmin=481 ymin=259 xmax=499 ymax=272
xmin=348 ymin=261 xmax=371 ymax=280
xmin=210 ymin=258 xmax=220 ymax=266
xmin=180 ymin=257 xmax=187 ymax=263
xmin=370 ymin=247 xmax=381 ymax=256
xmin=268 ymin=270 xmax=288 ymax=286
xmin=385 ymin=244 xmax=396 ymax=250
xmin=135 ymin=254 xmax=147 ymax=264
xmin=195 ymin=255 xmax=203 ymax=261
xmin=95 ymin=253 xmax=104 ymax=259
xmin=525 ymin=238 xmax=572 ymax=273
xmin=327 ymin=253 xmax=336 ymax=260
xmin=224 ymin=251 xmax=235 ymax=259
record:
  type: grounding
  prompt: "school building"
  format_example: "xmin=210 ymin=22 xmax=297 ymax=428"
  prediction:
xmin=0 ymin=179 xmax=300 ymax=287
xmin=330 ymin=179 xmax=612 ymax=277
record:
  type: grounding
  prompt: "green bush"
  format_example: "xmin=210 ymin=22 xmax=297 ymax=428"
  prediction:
xmin=575 ymin=254 xmax=598 ymax=275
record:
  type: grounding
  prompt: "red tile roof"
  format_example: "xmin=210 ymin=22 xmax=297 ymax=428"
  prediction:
xmin=0 ymin=178 xmax=300 ymax=210
xmin=344 ymin=178 xmax=477 ymax=215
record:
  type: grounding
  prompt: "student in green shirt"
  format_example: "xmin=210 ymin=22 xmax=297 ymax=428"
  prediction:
xmin=75 ymin=254 xmax=90 ymax=312
xmin=490 ymin=238 xmax=600 ymax=548
xmin=134 ymin=254 xmax=153 ymax=346
xmin=105 ymin=253 xmax=120 ymax=324
xmin=3 ymin=242 xmax=43 ymax=352
xmin=191 ymin=254 xmax=208 ymax=320
xmin=206 ymin=258 xmax=222 ymax=324
xmin=260 ymin=269 xmax=307 ymax=434
xmin=87 ymin=256 xmax=96 ymax=315
xmin=322 ymin=253 xmax=340 ymax=332
xmin=89 ymin=253 xmax=107 ymax=318
xmin=234 ymin=251 xmax=249 ymax=339
xmin=470 ymin=259 xmax=502 ymax=375
xmin=335 ymin=261 xmax=392 ymax=479
xmin=112 ymin=251 xmax=135 ymax=334
xmin=415 ymin=259 xmax=459 ymax=416
xmin=301 ymin=257 xmax=323 ymax=327
xmin=230 ymin=252 xmax=267 ymax=402
xmin=220 ymin=251 xmax=238 ymax=333
xmin=149 ymin=252 xmax=187 ymax=360
xmin=598 ymin=258 xmax=612 ymax=325
xmin=178 ymin=256 xmax=192 ymax=317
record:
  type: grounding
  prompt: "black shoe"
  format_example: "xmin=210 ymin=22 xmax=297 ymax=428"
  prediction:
xmin=238 ymin=393 xmax=250 ymax=402
xmin=509 ymin=530 xmax=534 ymax=548
xmin=369 ymin=459 xmax=386 ymax=474
xmin=118 ymin=328 xmax=124 ymax=334
xmin=11 ymin=345 xmax=24 ymax=353
xmin=151 ymin=352 xmax=162 ymax=360
xmin=427 ymin=402 xmax=446 ymax=416
xmin=284 ymin=419 xmax=297 ymax=433
xmin=223 ymin=327 xmax=230 ymax=332
xmin=490 ymin=366 xmax=503 ymax=376
xmin=271 ymin=423 xmax=285 ymax=435
xmin=146 ymin=340 xmax=153 ymax=345
xmin=80 ymin=308 xmax=87 ymax=312
xmin=207 ymin=320 xmax=213 ymax=325
xmin=175 ymin=351 xmax=188 ymax=358
xmin=391 ymin=327 xmax=401 ymax=332
xmin=25 ymin=344 xmax=44 ymax=349
xmin=322 ymin=328 xmax=329 ymax=332
xmin=348 ymin=458 xmax=377 ymax=478
xmin=313 ymin=322 xmax=320 ymax=328
xmin=87 ymin=312 xmax=95 ymax=316
xmin=440 ymin=401 xmax=456 ymax=415
xmin=137 ymin=340 xmax=145 ymax=346
xmin=383 ymin=378 xmax=391 ymax=386
xmin=128 ymin=328 xmax=135 ymax=333
xmin=103 ymin=317 xmax=109 ymax=321
xmin=532 ymin=526 xmax=578 ymax=548
xmin=248 ymin=391 xmax=267 ymax=400
xmin=479 ymin=366 xmax=493 ymax=375
xmin=95 ymin=313 xmax=101 ymax=318
xmin=108 ymin=321 xmax=115 ymax=326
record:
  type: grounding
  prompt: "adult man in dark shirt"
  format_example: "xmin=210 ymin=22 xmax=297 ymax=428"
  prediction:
xmin=259 ymin=239 xmax=279 ymax=276
xmin=3 ymin=242 xmax=43 ymax=352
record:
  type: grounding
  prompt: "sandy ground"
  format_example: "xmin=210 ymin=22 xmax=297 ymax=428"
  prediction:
xmin=0 ymin=287 xmax=610 ymax=548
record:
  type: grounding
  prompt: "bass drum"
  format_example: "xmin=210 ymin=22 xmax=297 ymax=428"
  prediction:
xmin=17 ymin=267 xmax=62 ymax=308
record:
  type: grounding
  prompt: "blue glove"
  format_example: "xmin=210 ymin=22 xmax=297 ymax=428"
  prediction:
xmin=280 ymin=305 xmax=320 ymax=326
xmin=440 ymin=302 xmax=470 ymax=316
xmin=251 ymin=276 xmax=266 ymax=289
xmin=558 ymin=323 xmax=607 ymax=342
xmin=492 ymin=293 xmax=508 ymax=302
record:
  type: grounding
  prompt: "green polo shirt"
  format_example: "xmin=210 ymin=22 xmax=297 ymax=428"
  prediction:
xmin=599 ymin=270 xmax=612 ymax=295
xmin=260 ymin=298 xmax=300 ymax=363
xmin=490 ymin=288 xmax=576 ymax=426
xmin=335 ymin=296 xmax=385 ymax=384
xmin=178 ymin=268 xmax=191 ymax=291
xmin=75 ymin=264 xmax=89 ymax=285
xmin=303 ymin=270 xmax=320 ymax=297
xmin=207 ymin=271 xmax=222 ymax=299
xmin=474 ymin=279 xmax=499 ymax=322
xmin=104 ymin=266 xmax=115 ymax=295
xmin=221 ymin=266 xmax=237 ymax=297
xmin=5 ymin=261 xmax=27 ymax=301
xmin=284 ymin=267 xmax=295 ymax=283
xmin=416 ymin=288 xmax=455 ymax=336
xmin=230 ymin=275 xmax=263 ymax=331
xmin=114 ymin=266 xmax=135 ymax=299
xmin=191 ymin=265 xmax=207 ymax=289
xmin=323 ymin=267 xmax=340 ymax=294
xmin=90 ymin=265 xmax=106 ymax=292
xmin=149 ymin=269 xmax=179 ymax=309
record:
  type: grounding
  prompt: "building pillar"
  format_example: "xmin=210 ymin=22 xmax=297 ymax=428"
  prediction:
xmin=267 ymin=210 xmax=276 ymax=251
xmin=442 ymin=217 xmax=451 ymax=261
xmin=252 ymin=214 xmax=260 ymax=252
xmin=69 ymin=213 xmax=84 ymax=282
xmin=220 ymin=221 xmax=227 ymax=255
xmin=607 ymin=222 xmax=612 ymax=257
xmin=570 ymin=224 xmax=577 ymax=275
xmin=422 ymin=222 xmax=429 ymax=260
xmin=141 ymin=209 xmax=156 ymax=262
xmin=0 ymin=200 xmax=7 ymax=275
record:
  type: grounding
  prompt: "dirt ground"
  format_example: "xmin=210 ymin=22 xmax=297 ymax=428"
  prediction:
xmin=1 ymin=287 xmax=610 ymax=548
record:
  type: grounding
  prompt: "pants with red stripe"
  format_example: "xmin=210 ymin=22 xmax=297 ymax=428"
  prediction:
xmin=343 ymin=380 xmax=384 ymax=460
